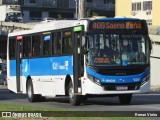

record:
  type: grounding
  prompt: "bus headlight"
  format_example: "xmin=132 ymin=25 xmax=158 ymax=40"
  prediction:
xmin=87 ymin=74 xmax=101 ymax=85
xmin=141 ymin=74 xmax=150 ymax=85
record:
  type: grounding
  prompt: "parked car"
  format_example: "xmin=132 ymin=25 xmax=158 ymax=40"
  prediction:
xmin=5 ymin=16 xmax=23 ymax=22
xmin=41 ymin=17 xmax=56 ymax=22
xmin=0 ymin=69 xmax=7 ymax=85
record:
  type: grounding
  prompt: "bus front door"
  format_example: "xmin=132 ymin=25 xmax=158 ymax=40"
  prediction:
xmin=73 ymin=27 xmax=84 ymax=94
xmin=16 ymin=36 xmax=23 ymax=93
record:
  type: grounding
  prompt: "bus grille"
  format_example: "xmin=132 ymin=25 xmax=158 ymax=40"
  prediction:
xmin=99 ymin=69 xmax=144 ymax=76
xmin=101 ymin=83 xmax=141 ymax=91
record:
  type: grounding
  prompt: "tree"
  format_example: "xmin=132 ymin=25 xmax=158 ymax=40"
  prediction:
xmin=86 ymin=9 xmax=91 ymax=18
xmin=58 ymin=14 xmax=63 ymax=20
xmin=92 ymin=11 xmax=98 ymax=17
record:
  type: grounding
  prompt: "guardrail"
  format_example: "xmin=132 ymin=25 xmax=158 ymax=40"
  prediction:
xmin=0 ymin=21 xmax=38 ymax=36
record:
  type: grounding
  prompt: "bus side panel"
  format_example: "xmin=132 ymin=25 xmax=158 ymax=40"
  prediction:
xmin=50 ymin=56 xmax=73 ymax=96
xmin=22 ymin=56 xmax=73 ymax=96
xmin=8 ymin=60 xmax=17 ymax=93
xmin=23 ymin=58 xmax=52 ymax=95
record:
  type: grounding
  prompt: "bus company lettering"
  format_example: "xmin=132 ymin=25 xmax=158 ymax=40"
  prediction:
xmin=126 ymin=22 xmax=142 ymax=29
xmin=102 ymin=78 xmax=116 ymax=83
xmin=106 ymin=22 xmax=125 ymax=29
xmin=94 ymin=58 xmax=110 ymax=63
xmin=92 ymin=21 xmax=142 ymax=29
xmin=52 ymin=61 xmax=68 ymax=70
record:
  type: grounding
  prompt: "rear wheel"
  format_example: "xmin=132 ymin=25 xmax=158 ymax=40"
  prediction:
xmin=119 ymin=94 xmax=132 ymax=105
xmin=27 ymin=80 xmax=40 ymax=102
xmin=68 ymin=81 xmax=83 ymax=106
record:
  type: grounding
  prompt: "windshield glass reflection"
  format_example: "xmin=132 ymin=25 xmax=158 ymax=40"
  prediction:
xmin=86 ymin=34 xmax=149 ymax=66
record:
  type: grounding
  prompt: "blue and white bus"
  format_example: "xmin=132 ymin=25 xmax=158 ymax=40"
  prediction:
xmin=7 ymin=17 xmax=152 ymax=105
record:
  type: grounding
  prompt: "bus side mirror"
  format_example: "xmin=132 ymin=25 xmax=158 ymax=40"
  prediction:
xmin=148 ymin=37 xmax=152 ymax=52
xmin=82 ymin=36 xmax=89 ymax=54
xmin=84 ymin=49 xmax=89 ymax=54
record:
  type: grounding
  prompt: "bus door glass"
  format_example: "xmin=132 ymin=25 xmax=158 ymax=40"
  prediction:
xmin=73 ymin=26 xmax=84 ymax=93
xmin=16 ymin=35 xmax=23 ymax=92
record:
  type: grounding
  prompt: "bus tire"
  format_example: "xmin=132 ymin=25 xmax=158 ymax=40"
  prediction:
xmin=119 ymin=94 xmax=132 ymax=105
xmin=26 ymin=80 xmax=39 ymax=102
xmin=68 ymin=81 xmax=81 ymax=106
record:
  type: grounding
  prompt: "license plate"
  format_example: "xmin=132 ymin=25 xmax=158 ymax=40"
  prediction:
xmin=117 ymin=86 xmax=128 ymax=91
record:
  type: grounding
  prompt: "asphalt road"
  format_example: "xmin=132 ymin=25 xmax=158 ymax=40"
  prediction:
xmin=0 ymin=85 xmax=160 ymax=111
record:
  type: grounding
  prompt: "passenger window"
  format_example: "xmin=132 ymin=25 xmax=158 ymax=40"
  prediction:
xmin=55 ymin=32 xmax=62 ymax=55
xmin=9 ymin=37 xmax=16 ymax=59
xmin=43 ymin=35 xmax=51 ymax=56
xmin=23 ymin=36 xmax=32 ymax=57
xmin=32 ymin=34 xmax=41 ymax=57
xmin=62 ymin=31 xmax=73 ymax=54
xmin=62 ymin=37 xmax=73 ymax=54
xmin=52 ymin=33 xmax=55 ymax=55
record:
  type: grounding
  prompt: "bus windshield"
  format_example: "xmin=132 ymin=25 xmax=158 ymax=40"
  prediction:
xmin=86 ymin=33 xmax=149 ymax=67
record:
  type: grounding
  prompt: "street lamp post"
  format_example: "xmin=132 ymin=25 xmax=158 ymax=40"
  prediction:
xmin=79 ymin=0 xmax=85 ymax=19
xmin=75 ymin=0 xmax=78 ymax=19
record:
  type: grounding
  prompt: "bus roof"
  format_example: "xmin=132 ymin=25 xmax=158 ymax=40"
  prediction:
xmin=8 ymin=17 xmax=143 ymax=37
xmin=8 ymin=20 xmax=84 ymax=37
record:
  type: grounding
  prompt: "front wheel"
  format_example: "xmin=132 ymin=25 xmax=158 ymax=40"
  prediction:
xmin=26 ymin=80 xmax=39 ymax=102
xmin=119 ymin=94 xmax=132 ymax=105
xmin=68 ymin=81 xmax=83 ymax=106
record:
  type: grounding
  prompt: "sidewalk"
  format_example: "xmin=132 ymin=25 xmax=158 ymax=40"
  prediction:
xmin=151 ymin=86 xmax=160 ymax=93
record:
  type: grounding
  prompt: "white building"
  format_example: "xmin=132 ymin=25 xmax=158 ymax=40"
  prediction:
xmin=131 ymin=0 xmax=152 ymax=25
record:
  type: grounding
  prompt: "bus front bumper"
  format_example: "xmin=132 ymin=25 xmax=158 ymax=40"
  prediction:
xmin=81 ymin=78 xmax=150 ymax=95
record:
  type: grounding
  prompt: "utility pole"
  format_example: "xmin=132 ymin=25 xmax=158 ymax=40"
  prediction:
xmin=75 ymin=0 xmax=78 ymax=19
xmin=78 ymin=0 xmax=85 ymax=19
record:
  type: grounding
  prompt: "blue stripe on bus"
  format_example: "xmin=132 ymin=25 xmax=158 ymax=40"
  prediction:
xmin=9 ymin=60 xmax=16 ymax=76
xmin=86 ymin=67 xmax=150 ymax=84
xmin=9 ymin=56 xmax=73 ymax=78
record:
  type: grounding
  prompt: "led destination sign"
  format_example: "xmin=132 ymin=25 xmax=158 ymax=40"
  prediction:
xmin=89 ymin=21 xmax=145 ymax=30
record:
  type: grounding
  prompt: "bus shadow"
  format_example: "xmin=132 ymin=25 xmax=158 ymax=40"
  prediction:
xmin=44 ymin=97 xmax=70 ymax=104
xmin=0 ymin=88 xmax=27 ymax=101
xmin=83 ymin=94 xmax=160 ymax=106
xmin=0 ymin=85 xmax=27 ymax=101
xmin=1 ymin=84 xmax=160 ymax=106
xmin=36 ymin=94 xmax=160 ymax=106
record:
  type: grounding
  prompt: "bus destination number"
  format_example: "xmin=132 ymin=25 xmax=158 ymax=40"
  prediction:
xmin=92 ymin=21 xmax=142 ymax=30
xmin=94 ymin=58 xmax=110 ymax=64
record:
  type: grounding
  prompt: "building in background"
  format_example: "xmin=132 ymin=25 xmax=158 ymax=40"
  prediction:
xmin=19 ymin=0 xmax=115 ymax=22
xmin=0 ymin=0 xmax=115 ymax=23
xmin=116 ymin=0 xmax=160 ymax=26
xmin=0 ymin=0 xmax=21 ymax=59
xmin=131 ymin=0 xmax=152 ymax=25
xmin=0 ymin=0 xmax=19 ymax=5
xmin=115 ymin=0 xmax=132 ymax=18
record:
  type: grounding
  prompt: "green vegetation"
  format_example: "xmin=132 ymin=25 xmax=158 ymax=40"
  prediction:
xmin=0 ymin=104 xmax=68 ymax=111
xmin=0 ymin=104 xmax=145 ymax=120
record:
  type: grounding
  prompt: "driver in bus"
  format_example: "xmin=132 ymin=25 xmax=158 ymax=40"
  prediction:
xmin=121 ymin=40 xmax=135 ymax=65
xmin=88 ymin=48 xmax=99 ymax=65
xmin=101 ymin=45 xmax=115 ymax=63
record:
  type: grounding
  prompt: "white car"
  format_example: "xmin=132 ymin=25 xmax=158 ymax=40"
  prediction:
xmin=41 ymin=17 xmax=56 ymax=22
